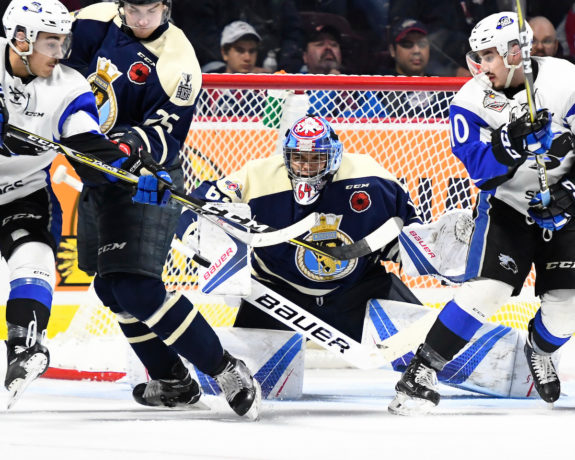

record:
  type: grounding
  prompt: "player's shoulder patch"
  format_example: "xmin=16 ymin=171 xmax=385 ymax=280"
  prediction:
xmin=149 ymin=24 xmax=202 ymax=106
xmin=73 ymin=2 xmax=117 ymax=22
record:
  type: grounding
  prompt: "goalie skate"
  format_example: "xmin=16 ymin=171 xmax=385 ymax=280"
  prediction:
xmin=524 ymin=320 xmax=561 ymax=403
xmin=5 ymin=343 xmax=50 ymax=410
xmin=132 ymin=361 xmax=207 ymax=409
xmin=388 ymin=354 xmax=440 ymax=416
xmin=214 ymin=351 xmax=261 ymax=421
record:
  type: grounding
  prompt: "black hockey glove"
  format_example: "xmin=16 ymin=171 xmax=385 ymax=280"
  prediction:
xmin=108 ymin=129 xmax=145 ymax=157
xmin=491 ymin=109 xmax=552 ymax=166
xmin=528 ymin=178 xmax=575 ymax=231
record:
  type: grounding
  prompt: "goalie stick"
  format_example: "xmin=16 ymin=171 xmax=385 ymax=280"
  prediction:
xmin=8 ymin=124 xmax=403 ymax=260
xmin=514 ymin=0 xmax=551 ymax=206
xmin=171 ymin=239 xmax=437 ymax=369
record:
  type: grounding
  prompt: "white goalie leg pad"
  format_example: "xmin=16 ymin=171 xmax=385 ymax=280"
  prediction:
xmin=189 ymin=328 xmax=305 ymax=400
xmin=453 ymin=278 xmax=514 ymax=322
xmin=363 ymin=298 xmax=539 ymax=398
xmin=197 ymin=202 xmax=252 ymax=297
xmin=7 ymin=241 xmax=56 ymax=295
xmin=539 ymin=289 xmax=575 ymax=338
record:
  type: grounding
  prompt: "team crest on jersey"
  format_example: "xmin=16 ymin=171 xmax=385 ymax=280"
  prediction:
xmin=350 ymin=191 xmax=371 ymax=213
xmin=483 ymin=90 xmax=507 ymax=112
xmin=175 ymin=73 xmax=193 ymax=102
xmin=295 ymin=214 xmax=357 ymax=281
xmin=88 ymin=57 xmax=122 ymax=134
xmin=128 ymin=62 xmax=151 ymax=84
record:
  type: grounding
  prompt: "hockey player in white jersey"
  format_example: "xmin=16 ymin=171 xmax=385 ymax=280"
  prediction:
xmin=389 ymin=12 xmax=575 ymax=415
xmin=0 ymin=0 xmax=140 ymax=407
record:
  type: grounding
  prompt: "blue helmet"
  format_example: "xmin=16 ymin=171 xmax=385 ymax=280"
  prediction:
xmin=283 ymin=115 xmax=343 ymax=185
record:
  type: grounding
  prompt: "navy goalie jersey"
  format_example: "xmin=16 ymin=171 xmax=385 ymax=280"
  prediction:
xmin=189 ymin=153 xmax=420 ymax=296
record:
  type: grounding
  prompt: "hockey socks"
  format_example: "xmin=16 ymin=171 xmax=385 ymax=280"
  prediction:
xmin=530 ymin=309 xmax=570 ymax=354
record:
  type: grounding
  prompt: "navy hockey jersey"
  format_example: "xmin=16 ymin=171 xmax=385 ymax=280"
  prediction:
xmin=65 ymin=3 xmax=202 ymax=166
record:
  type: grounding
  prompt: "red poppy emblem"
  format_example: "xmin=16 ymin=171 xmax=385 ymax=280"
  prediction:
xmin=129 ymin=62 xmax=151 ymax=84
xmin=350 ymin=191 xmax=371 ymax=213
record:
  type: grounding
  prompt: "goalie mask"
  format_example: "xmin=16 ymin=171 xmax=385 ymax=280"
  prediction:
xmin=3 ymin=0 xmax=73 ymax=69
xmin=118 ymin=0 xmax=172 ymax=30
xmin=283 ymin=115 xmax=343 ymax=206
xmin=466 ymin=12 xmax=532 ymax=89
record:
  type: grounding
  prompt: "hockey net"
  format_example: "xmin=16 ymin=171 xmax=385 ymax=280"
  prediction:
xmin=45 ymin=74 xmax=539 ymax=379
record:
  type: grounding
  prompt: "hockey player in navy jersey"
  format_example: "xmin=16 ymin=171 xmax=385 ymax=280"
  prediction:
xmin=63 ymin=0 xmax=261 ymax=419
xmin=172 ymin=114 xmax=422 ymax=343
xmin=0 ymin=0 xmax=144 ymax=407
xmin=389 ymin=12 xmax=575 ymax=415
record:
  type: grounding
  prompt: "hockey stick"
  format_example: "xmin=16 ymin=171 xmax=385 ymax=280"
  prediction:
xmin=514 ymin=0 xmax=551 ymax=206
xmin=7 ymin=124 xmax=402 ymax=260
xmin=171 ymin=238 xmax=437 ymax=369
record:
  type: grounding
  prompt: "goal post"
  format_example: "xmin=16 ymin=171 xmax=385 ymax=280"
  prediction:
xmin=45 ymin=74 xmax=538 ymax=380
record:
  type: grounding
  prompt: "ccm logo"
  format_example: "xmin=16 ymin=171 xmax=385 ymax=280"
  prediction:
xmin=203 ymin=247 xmax=234 ymax=281
xmin=546 ymin=261 xmax=575 ymax=269
xmin=98 ymin=242 xmax=127 ymax=254
xmin=2 ymin=212 xmax=41 ymax=226
xmin=0 ymin=180 xmax=24 ymax=195
xmin=253 ymin=293 xmax=351 ymax=354
xmin=409 ymin=230 xmax=436 ymax=258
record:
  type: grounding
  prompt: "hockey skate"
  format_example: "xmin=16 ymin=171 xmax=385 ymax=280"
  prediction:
xmin=5 ymin=342 xmax=50 ymax=410
xmin=388 ymin=353 xmax=440 ymax=416
xmin=132 ymin=361 xmax=204 ymax=409
xmin=524 ymin=320 xmax=561 ymax=403
xmin=213 ymin=351 xmax=261 ymax=421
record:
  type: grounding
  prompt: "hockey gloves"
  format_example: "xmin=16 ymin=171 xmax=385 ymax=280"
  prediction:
xmin=130 ymin=149 xmax=173 ymax=207
xmin=528 ymin=178 xmax=575 ymax=231
xmin=492 ymin=109 xmax=552 ymax=167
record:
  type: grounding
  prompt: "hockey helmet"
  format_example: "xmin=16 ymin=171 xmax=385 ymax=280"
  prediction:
xmin=283 ymin=115 xmax=343 ymax=205
xmin=118 ymin=0 xmax=171 ymax=28
xmin=466 ymin=12 xmax=532 ymax=77
xmin=3 ymin=0 xmax=72 ymax=60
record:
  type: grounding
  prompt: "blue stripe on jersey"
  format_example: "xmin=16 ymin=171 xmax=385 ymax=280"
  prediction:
xmin=533 ymin=309 xmax=570 ymax=347
xmin=438 ymin=299 xmax=482 ymax=341
xmin=566 ymin=102 xmax=575 ymax=119
xmin=450 ymin=105 xmax=508 ymax=188
xmin=9 ymin=278 xmax=53 ymax=309
xmin=57 ymin=91 xmax=101 ymax=136
xmin=465 ymin=192 xmax=492 ymax=280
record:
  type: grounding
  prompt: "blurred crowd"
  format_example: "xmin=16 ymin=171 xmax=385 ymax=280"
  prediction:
xmin=15 ymin=0 xmax=574 ymax=78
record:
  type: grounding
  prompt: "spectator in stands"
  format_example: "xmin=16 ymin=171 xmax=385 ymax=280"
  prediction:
xmin=301 ymin=24 xmax=386 ymax=118
xmin=389 ymin=0 xmax=500 ymax=76
xmin=172 ymin=0 xmax=305 ymax=73
xmin=198 ymin=21 xmax=266 ymax=117
xmin=203 ymin=20 xmax=267 ymax=73
xmin=528 ymin=15 xmax=564 ymax=59
xmin=377 ymin=19 xmax=450 ymax=119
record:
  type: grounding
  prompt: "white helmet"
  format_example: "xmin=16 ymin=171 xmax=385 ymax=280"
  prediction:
xmin=467 ymin=12 xmax=532 ymax=87
xmin=3 ymin=0 xmax=72 ymax=44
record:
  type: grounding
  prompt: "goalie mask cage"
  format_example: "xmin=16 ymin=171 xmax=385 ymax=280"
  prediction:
xmin=44 ymin=74 xmax=539 ymax=381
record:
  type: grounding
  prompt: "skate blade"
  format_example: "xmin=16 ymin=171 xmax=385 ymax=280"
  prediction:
xmin=6 ymin=353 xmax=48 ymax=410
xmin=244 ymin=380 xmax=262 ymax=422
xmin=388 ymin=392 xmax=437 ymax=416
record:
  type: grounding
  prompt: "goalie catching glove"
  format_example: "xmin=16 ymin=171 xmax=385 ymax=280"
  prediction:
xmin=528 ymin=178 xmax=575 ymax=231
xmin=491 ymin=109 xmax=553 ymax=167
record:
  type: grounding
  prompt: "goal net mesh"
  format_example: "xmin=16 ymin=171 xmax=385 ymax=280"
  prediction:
xmin=47 ymin=75 xmax=538 ymax=378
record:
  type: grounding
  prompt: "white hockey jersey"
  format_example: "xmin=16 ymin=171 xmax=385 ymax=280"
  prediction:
xmin=0 ymin=38 xmax=102 ymax=205
xmin=449 ymin=56 xmax=575 ymax=216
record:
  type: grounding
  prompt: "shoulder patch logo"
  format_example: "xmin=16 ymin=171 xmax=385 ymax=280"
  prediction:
xmin=483 ymin=90 xmax=507 ymax=112
xmin=175 ymin=73 xmax=193 ymax=102
xmin=350 ymin=191 xmax=371 ymax=213
xmin=128 ymin=62 xmax=151 ymax=84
